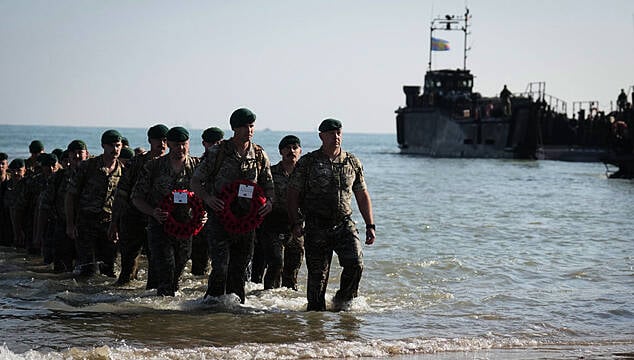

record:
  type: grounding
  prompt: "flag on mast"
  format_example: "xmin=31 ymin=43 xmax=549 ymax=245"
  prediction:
xmin=431 ymin=37 xmax=450 ymax=51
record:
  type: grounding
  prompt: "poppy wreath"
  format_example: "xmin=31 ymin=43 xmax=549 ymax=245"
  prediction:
xmin=216 ymin=179 xmax=266 ymax=234
xmin=159 ymin=190 xmax=206 ymax=239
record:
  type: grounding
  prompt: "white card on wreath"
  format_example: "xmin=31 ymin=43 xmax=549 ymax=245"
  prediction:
xmin=173 ymin=191 xmax=188 ymax=204
xmin=238 ymin=184 xmax=254 ymax=199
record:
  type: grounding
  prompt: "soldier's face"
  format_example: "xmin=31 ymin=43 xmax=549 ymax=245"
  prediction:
xmin=103 ymin=141 xmax=123 ymax=158
xmin=0 ymin=159 xmax=7 ymax=173
xmin=233 ymin=123 xmax=254 ymax=142
xmin=280 ymin=143 xmax=301 ymax=162
xmin=149 ymin=137 xmax=167 ymax=155
xmin=10 ymin=167 xmax=26 ymax=180
xmin=69 ymin=149 xmax=88 ymax=167
xmin=319 ymin=129 xmax=342 ymax=149
xmin=42 ymin=163 xmax=58 ymax=176
xmin=168 ymin=140 xmax=190 ymax=158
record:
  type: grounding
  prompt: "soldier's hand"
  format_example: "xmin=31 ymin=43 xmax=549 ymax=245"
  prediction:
xmin=291 ymin=223 xmax=304 ymax=238
xmin=153 ymin=208 xmax=169 ymax=223
xmin=205 ymin=194 xmax=224 ymax=212
xmin=66 ymin=224 xmax=78 ymax=240
xmin=365 ymin=228 xmax=375 ymax=245
xmin=200 ymin=210 xmax=208 ymax=226
xmin=107 ymin=223 xmax=119 ymax=243
xmin=258 ymin=199 xmax=272 ymax=217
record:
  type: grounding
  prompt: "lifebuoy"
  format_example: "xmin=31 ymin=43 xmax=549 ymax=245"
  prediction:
xmin=159 ymin=190 xmax=206 ymax=239
xmin=216 ymin=179 xmax=266 ymax=234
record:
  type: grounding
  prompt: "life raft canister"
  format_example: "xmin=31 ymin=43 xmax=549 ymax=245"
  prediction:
xmin=216 ymin=179 xmax=266 ymax=234
xmin=159 ymin=189 xmax=206 ymax=239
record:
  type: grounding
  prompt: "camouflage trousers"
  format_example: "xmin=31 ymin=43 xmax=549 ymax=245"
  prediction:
xmin=52 ymin=220 xmax=75 ymax=273
xmin=190 ymin=232 xmax=210 ymax=276
xmin=147 ymin=219 xmax=192 ymax=296
xmin=205 ymin=216 xmax=254 ymax=304
xmin=304 ymin=217 xmax=363 ymax=311
xmin=256 ymin=227 xmax=304 ymax=290
xmin=116 ymin=216 xmax=151 ymax=286
xmin=75 ymin=211 xmax=117 ymax=277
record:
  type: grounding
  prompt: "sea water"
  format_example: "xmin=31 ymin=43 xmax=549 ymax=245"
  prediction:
xmin=0 ymin=124 xmax=632 ymax=359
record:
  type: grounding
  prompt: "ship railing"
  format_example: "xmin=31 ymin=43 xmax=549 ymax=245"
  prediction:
xmin=515 ymin=91 xmax=567 ymax=114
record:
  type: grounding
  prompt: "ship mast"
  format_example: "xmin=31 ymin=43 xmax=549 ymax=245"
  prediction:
xmin=428 ymin=7 xmax=470 ymax=71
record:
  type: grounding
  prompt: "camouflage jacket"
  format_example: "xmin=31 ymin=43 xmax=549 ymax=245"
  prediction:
xmin=132 ymin=154 xmax=200 ymax=208
xmin=261 ymin=161 xmax=296 ymax=231
xmin=67 ymin=155 xmax=124 ymax=217
xmin=193 ymin=139 xmax=274 ymax=202
xmin=112 ymin=151 xmax=160 ymax=221
xmin=13 ymin=172 xmax=49 ymax=215
xmin=39 ymin=167 xmax=73 ymax=220
xmin=288 ymin=147 xmax=366 ymax=223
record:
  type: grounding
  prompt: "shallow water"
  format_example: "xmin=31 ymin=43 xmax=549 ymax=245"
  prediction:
xmin=0 ymin=125 xmax=633 ymax=359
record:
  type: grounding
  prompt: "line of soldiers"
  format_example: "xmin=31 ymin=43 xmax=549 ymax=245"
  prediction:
xmin=0 ymin=107 xmax=376 ymax=311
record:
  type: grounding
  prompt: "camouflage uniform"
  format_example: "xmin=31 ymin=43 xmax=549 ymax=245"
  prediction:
xmin=40 ymin=168 xmax=75 ymax=272
xmin=288 ymin=148 xmax=366 ymax=311
xmin=0 ymin=177 xmax=19 ymax=246
xmin=13 ymin=172 xmax=49 ymax=254
xmin=190 ymin=152 xmax=210 ymax=276
xmin=193 ymin=140 xmax=274 ymax=303
xmin=257 ymin=161 xmax=304 ymax=290
xmin=67 ymin=155 xmax=123 ymax=276
xmin=131 ymin=154 xmax=200 ymax=296
xmin=111 ymin=151 xmax=157 ymax=286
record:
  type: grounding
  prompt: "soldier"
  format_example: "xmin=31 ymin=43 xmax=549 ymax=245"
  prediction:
xmin=617 ymin=89 xmax=628 ymax=112
xmin=257 ymin=135 xmax=305 ymax=290
xmin=190 ymin=126 xmax=225 ymax=276
xmin=132 ymin=126 xmax=203 ymax=296
xmin=66 ymin=130 xmax=124 ymax=278
xmin=287 ymin=119 xmax=376 ymax=311
xmin=25 ymin=140 xmax=44 ymax=175
xmin=109 ymin=124 xmax=168 ymax=287
xmin=119 ymin=147 xmax=135 ymax=165
xmin=0 ymin=153 xmax=13 ymax=246
xmin=32 ymin=153 xmax=61 ymax=262
xmin=39 ymin=140 xmax=89 ymax=272
xmin=12 ymin=153 xmax=60 ymax=255
xmin=191 ymin=108 xmax=274 ymax=304
xmin=5 ymin=159 xmax=26 ymax=248
xmin=500 ymin=85 xmax=512 ymax=117
xmin=0 ymin=153 xmax=8 ymax=183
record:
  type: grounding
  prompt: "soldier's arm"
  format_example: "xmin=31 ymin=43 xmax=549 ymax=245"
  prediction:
xmin=354 ymin=188 xmax=375 ymax=245
xmin=192 ymin=159 xmax=224 ymax=212
xmin=287 ymin=187 xmax=302 ymax=238
xmin=64 ymin=191 xmax=78 ymax=240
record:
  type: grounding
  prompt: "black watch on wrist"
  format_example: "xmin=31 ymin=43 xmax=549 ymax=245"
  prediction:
xmin=366 ymin=224 xmax=376 ymax=231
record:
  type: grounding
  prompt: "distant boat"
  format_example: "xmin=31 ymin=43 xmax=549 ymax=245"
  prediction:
xmin=396 ymin=8 xmax=621 ymax=162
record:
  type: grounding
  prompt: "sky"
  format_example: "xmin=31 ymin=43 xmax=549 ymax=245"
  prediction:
xmin=1 ymin=0 xmax=633 ymax=134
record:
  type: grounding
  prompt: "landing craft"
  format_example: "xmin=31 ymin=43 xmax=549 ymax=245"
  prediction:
xmin=396 ymin=8 xmax=619 ymax=162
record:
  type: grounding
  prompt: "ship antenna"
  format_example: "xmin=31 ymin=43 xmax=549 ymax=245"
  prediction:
xmin=428 ymin=7 xmax=471 ymax=71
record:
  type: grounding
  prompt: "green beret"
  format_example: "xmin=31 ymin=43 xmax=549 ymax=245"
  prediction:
xmin=51 ymin=148 xmax=64 ymax=160
xmin=278 ymin=135 xmax=301 ymax=150
xmin=121 ymin=137 xmax=130 ymax=147
xmin=101 ymin=129 xmax=123 ymax=144
xmin=166 ymin=126 xmax=190 ymax=142
xmin=38 ymin=153 xmax=58 ymax=167
xmin=147 ymin=124 xmax=169 ymax=139
xmin=119 ymin=147 xmax=135 ymax=160
xmin=230 ymin=108 xmax=256 ymax=128
xmin=29 ymin=140 xmax=44 ymax=153
xmin=202 ymin=127 xmax=224 ymax=143
xmin=318 ymin=118 xmax=342 ymax=132
xmin=9 ymin=158 xmax=25 ymax=170
xmin=0 ymin=152 xmax=7 ymax=161
xmin=67 ymin=139 xmax=87 ymax=151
